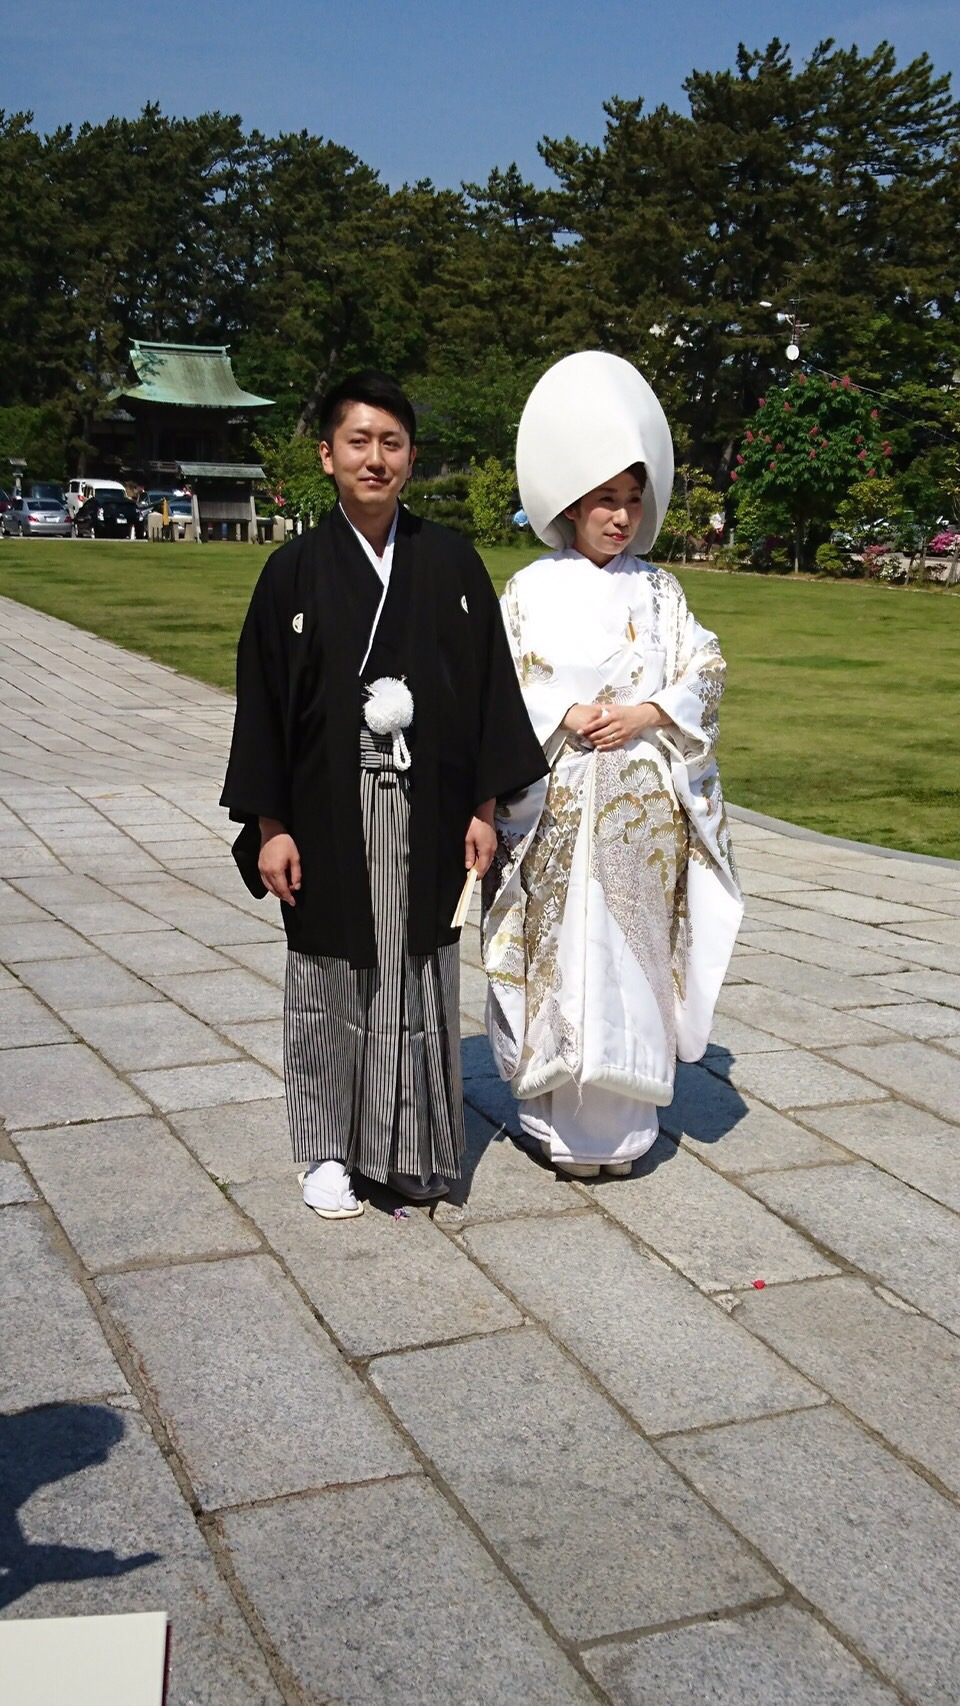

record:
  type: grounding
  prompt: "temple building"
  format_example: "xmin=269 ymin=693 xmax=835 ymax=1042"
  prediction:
xmin=91 ymin=341 xmax=275 ymax=539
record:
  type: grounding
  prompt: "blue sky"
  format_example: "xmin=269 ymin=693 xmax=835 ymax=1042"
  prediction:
xmin=8 ymin=0 xmax=958 ymax=189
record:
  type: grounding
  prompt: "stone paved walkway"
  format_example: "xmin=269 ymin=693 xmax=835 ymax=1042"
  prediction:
xmin=2 ymin=591 xmax=960 ymax=1705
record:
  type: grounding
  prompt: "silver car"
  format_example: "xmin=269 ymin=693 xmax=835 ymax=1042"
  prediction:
xmin=2 ymin=496 xmax=73 ymax=538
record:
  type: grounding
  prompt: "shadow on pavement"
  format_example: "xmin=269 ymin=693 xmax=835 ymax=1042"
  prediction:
xmin=0 ymin=1405 xmax=160 ymax=1611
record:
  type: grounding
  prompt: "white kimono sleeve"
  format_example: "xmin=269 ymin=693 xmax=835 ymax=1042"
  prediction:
xmin=500 ymin=575 xmax=576 ymax=755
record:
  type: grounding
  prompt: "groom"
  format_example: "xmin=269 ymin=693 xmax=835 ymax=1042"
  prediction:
xmin=221 ymin=370 xmax=546 ymax=1218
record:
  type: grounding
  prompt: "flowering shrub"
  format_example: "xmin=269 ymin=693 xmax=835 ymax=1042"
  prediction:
xmin=733 ymin=373 xmax=882 ymax=568
xmin=928 ymin=531 xmax=959 ymax=555
xmin=861 ymin=543 xmax=890 ymax=577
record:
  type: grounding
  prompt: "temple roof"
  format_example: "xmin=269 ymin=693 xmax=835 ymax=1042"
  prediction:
xmin=178 ymin=461 xmax=266 ymax=480
xmin=118 ymin=342 xmax=273 ymax=410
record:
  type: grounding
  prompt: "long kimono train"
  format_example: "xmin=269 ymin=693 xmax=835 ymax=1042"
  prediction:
xmin=221 ymin=505 xmax=547 ymax=1184
xmin=483 ymin=550 xmax=743 ymax=1166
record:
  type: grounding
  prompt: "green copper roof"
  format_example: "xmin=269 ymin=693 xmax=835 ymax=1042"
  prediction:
xmin=119 ymin=342 xmax=273 ymax=410
xmin=179 ymin=461 xmax=266 ymax=480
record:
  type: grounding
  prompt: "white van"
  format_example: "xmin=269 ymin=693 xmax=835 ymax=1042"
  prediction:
xmin=66 ymin=477 xmax=128 ymax=519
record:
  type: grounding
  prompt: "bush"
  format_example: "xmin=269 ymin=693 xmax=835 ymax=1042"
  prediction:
xmin=928 ymin=531 xmax=959 ymax=555
xmin=709 ymin=545 xmax=748 ymax=572
xmin=466 ymin=456 xmax=516 ymax=547
xmin=402 ymin=472 xmax=472 ymax=535
xmin=814 ymin=543 xmax=848 ymax=577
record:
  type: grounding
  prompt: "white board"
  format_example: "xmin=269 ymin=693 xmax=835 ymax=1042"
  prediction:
xmin=0 ymin=1611 xmax=169 ymax=1705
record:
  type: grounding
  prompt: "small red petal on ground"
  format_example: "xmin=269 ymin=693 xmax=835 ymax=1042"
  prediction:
xmin=752 ymin=1279 xmax=766 ymax=1289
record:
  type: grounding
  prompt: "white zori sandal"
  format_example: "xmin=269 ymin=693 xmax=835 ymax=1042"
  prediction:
xmin=298 ymin=1161 xmax=364 ymax=1220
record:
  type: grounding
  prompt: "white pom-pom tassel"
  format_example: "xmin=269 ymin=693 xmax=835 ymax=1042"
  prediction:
xmin=363 ymin=676 xmax=414 ymax=771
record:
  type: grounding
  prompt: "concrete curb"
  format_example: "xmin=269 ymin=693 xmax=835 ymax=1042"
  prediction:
xmin=728 ymin=802 xmax=960 ymax=871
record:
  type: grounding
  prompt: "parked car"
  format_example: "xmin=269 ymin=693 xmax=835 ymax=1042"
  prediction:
xmin=147 ymin=492 xmax=194 ymax=537
xmin=2 ymin=496 xmax=73 ymax=537
xmin=66 ymin=477 xmax=128 ymax=519
xmin=25 ymin=481 xmax=67 ymax=505
xmin=73 ymin=496 xmax=145 ymax=540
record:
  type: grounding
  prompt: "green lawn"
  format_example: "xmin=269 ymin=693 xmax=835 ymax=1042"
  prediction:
xmin=2 ymin=537 xmax=959 ymax=857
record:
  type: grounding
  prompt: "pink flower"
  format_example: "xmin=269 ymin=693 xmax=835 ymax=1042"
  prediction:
xmin=858 ymin=449 xmax=867 ymax=460
xmin=784 ymin=402 xmax=791 ymax=411
xmin=797 ymin=373 xmax=806 ymax=384
xmin=769 ymin=460 xmax=777 ymax=470
xmin=830 ymin=379 xmax=838 ymax=390
xmin=856 ymin=435 xmax=864 ymax=445
xmin=809 ymin=426 xmax=819 ymax=437
xmin=871 ymin=408 xmax=879 ymax=419
xmin=841 ymin=375 xmax=851 ymax=388
xmin=883 ymin=446 xmax=892 ymax=456
xmin=730 ymin=470 xmax=739 ymax=482
xmin=758 ymin=397 xmax=766 ymax=407
xmin=809 ymin=449 xmax=817 ymax=459
xmin=745 ymin=430 xmax=754 ymax=442
xmin=776 ymin=442 xmax=784 ymax=451
xmin=867 ymin=468 xmax=876 ymax=478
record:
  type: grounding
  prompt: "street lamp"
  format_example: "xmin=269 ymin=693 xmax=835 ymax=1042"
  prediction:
xmin=759 ymin=300 xmax=809 ymax=362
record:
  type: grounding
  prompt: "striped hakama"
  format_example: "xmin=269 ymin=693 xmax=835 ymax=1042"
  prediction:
xmin=284 ymin=727 xmax=465 ymax=1184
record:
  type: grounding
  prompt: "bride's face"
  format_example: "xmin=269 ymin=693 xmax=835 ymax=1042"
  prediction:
xmin=564 ymin=469 xmax=644 ymax=565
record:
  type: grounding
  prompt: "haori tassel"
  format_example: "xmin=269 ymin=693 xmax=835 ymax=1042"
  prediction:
xmin=363 ymin=676 xmax=414 ymax=770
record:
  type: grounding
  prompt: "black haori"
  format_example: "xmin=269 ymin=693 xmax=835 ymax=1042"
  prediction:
xmin=221 ymin=504 xmax=547 ymax=968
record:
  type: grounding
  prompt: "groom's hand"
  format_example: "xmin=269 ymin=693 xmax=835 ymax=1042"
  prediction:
xmin=465 ymin=799 xmax=497 ymax=877
xmin=258 ymin=818 xmax=302 ymax=906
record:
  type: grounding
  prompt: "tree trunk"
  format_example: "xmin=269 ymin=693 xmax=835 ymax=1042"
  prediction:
xmin=946 ymin=540 xmax=960 ymax=588
xmin=916 ymin=537 xmax=928 ymax=585
xmin=294 ymin=348 xmax=339 ymax=439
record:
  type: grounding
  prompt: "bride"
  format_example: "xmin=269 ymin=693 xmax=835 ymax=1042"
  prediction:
xmin=483 ymin=352 xmax=743 ymax=1178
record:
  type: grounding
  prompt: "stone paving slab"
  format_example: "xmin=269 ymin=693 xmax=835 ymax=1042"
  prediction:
xmin=831 ymin=1038 xmax=960 ymax=1122
xmin=220 ymin=1478 xmax=597 ymax=1705
xmin=14 ymin=1115 xmax=262 ymax=1269
xmin=12 ymin=950 xmax=165 ymax=1008
xmin=585 ymin=1137 xmax=839 ymax=1291
xmin=0 ymin=1040 xmax=149 ymax=1129
xmin=89 ymin=928 xmax=236 ymax=975
xmin=67 ymin=999 xmax=241 ymax=1069
xmin=583 ymin=1604 xmax=901 ymax=1706
xmin=1 ymin=1205 xmax=130 ymax=1411
xmin=167 ymin=1098 xmax=292 ymax=1184
xmin=0 ymin=1403 xmax=282 ymax=1705
xmin=0 ymin=985 xmax=73 ymax=1047
xmin=0 ymin=1158 xmax=35 ymax=1203
xmin=0 ymin=918 xmax=96 ymax=962
xmin=129 ymin=1058 xmax=282 ymax=1111
xmin=664 ymin=1406 xmax=960 ymax=1706
xmin=5 ymin=595 xmax=960 ymax=1704
xmin=737 ymin=1276 xmax=960 ymax=1497
xmin=99 ymin=1256 xmax=413 ymax=1509
xmin=433 ymin=1102 xmax=584 ymax=1224
xmin=720 ymin=1047 xmax=888 ymax=1110
xmin=660 ymin=1063 xmax=848 ymax=1172
xmin=234 ymin=1171 xmax=523 ymax=1356
xmin=751 ymin=1162 xmax=960 ymax=1335
xmin=371 ymin=1329 xmax=777 ymax=1640
xmin=463 ymin=1214 xmax=822 ymax=1434
xmin=716 ymin=983 xmax=894 ymax=1047
xmin=798 ymin=1101 xmax=960 ymax=1212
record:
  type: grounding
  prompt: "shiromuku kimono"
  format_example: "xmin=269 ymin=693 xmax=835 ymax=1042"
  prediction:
xmin=482 ymin=353 xmax=743 ymax=1166
xmin=221 ymin=503 xmax=547 ymax=1184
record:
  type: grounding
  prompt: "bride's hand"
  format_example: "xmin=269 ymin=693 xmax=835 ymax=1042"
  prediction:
xmin=561 ymin=704 xmax=603 ymax=735
xmin=582 ymin=703 xmax=666 ymax=750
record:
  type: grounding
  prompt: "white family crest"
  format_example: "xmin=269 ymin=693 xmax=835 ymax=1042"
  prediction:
xmin=292 ymin=612 xmax=304 ymax=634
